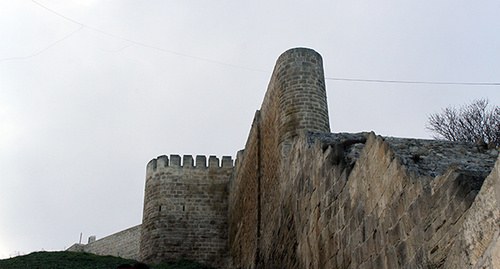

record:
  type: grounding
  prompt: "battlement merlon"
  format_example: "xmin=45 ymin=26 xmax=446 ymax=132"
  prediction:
xmin=146 ymin=154 xmax=234 ymax=172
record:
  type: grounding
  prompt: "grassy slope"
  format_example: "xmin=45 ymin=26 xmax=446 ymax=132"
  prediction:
xmin=0 ymin=251 xmax=214 ymax=269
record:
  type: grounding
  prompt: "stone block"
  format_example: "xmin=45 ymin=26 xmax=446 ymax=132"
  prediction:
xmin=222 ymin=156 xmax=233 ymax=168
xmin=386 ymin=247 xmax=399 ymax=269
xmin=183 ymin=155 xmax=194 ymax=168
xmin=170 ymin=155 xmax=181 ymax=166
xmin=196 ymin=155 xmax=207 ymax=167
xmin=373 ymin=253 xmax=387 ymax=269
xmin=396 ymin=240 xmax=409 ymax=267
xmin=209 ymin=156 xmax=219 ymax=168
xmin=157 ymin=155 xmax=169 ymax=168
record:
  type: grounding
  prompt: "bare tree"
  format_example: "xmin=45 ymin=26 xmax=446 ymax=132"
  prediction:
xmin=427 ymin=99 xmax=500 ymax=146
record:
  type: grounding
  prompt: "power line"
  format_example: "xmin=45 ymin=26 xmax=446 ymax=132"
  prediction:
xmin=99 ymin=43 xmax=134 ymax=53
xmin=0 ymin=25 xmax=83 ymax=62
xmin=6 ymin=1 xmax=500 ymax=87
xmin=326 ymin=77 xmax=500 ymax=86
xmin=30 ymin=0 xmax=268 ymax=73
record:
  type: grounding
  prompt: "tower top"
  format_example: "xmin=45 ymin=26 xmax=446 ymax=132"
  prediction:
xmin=272 ymin=47 xmax=330 ymax=144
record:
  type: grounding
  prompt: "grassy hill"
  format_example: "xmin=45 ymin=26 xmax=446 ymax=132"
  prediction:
xmin=0 ymin=251 xmax=214 ymax=269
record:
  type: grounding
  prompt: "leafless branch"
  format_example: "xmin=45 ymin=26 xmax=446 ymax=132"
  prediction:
xmin=426 ymin=98 xmax=500 ymax=146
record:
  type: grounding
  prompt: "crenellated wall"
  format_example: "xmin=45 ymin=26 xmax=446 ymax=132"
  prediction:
xmin=67 ymin=47 xmax=500 ymax=268
xmin=140 ymin=154 xmax=233 ymax=268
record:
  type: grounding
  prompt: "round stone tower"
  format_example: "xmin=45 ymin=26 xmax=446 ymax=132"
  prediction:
xmin=140 ymin=155 xmax=233 ymax=268
xmin=274 ymin=48 xmax=330 ymax=144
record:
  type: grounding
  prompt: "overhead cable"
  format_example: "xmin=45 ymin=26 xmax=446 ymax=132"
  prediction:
xmin=30 ymin=0 xmax=268 ymax=73
xmin=7 ymin=1 xmax=500 ymax=87
xmin=0 ymin=25 xmax=83 ymax=62
xmin=326 ymin=77 xmax=500 ymax=86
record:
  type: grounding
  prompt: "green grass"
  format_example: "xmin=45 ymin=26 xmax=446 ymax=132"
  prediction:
xmin=0 ymin=251 xmax=214 ymax=269
xmin=151 ymin=258 xmax=214 ymax=269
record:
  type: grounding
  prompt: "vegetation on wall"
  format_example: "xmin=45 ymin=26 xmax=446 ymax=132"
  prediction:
xmin=427 ymin=98 xmax=500 ymax=146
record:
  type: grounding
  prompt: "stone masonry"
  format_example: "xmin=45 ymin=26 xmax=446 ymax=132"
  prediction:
xmin=69 ymin=48 xmax=500 ymax=268
xmin=67 ymin=225 xmax=141 ymax=260
xmin=140 ymin=155 xmax=233 ymax=268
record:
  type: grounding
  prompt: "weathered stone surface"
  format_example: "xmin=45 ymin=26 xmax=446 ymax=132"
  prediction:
xmin=228 ymin=47 xmax=330 ymax=269
xmin=239 ymin=131 xmax=496 ymax=268
xmin=385 ymin=137 xmax=496 ymax=180
xmin=67 ymin=225 xmax=141 ymax=260
xmin=67 ymin=48 xmax=500 ymax=269
xmin=140 ymin=155 xmax=233 ymax=268
xmin=225 ymin=48 xmax=498 ymax=267
xmin=443 ymin=151 xmax=500 ymax=268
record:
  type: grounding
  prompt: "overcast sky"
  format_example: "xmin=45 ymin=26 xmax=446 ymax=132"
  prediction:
xmin=1 ymin=0 xmax=499 ymax=259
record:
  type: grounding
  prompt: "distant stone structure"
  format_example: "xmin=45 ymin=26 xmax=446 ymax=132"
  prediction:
xmin=67 ymin=225 xmax=141 ymax=260
xmin=69 ymin=48 xmax=500 ymax=268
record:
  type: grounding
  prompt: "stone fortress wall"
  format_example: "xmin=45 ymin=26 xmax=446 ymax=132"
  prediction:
xmin=228 ymin=47 xmax=331 ymax=267
xmin=245 ymin=131 xmax=498 ymax=268
xmin=227 ymin=48 xmax=500 ymax=268
xmin=140 ymin=155 xmax=233 ymax=268
xmin=69 ymin=48 xmax=500 ymax=268
xmin=67 ymin=224 xmax=141 ymax=260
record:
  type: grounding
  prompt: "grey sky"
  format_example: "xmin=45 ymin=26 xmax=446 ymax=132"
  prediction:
xmin=1 ymin=1 xmax=499 ymax=258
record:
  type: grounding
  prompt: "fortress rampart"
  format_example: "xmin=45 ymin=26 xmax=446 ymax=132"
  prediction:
xmin=140 ymin=155 xmax=233 ymax=268
xmin=227 ymin=48 xmax=499 ymax=268
xmin=229 ymin=48 xmax=330 ymax=267
xmin=250 ymin=131 xmax=497 ymax=268
xmin=69 ymin=48 xmax=500 ymax=268
xmin=67 ymin=225 xmax=141 ymax=260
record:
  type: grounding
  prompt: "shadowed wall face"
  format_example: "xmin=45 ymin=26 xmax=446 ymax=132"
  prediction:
xmin=228 ymin=48 xmax=499 ymax=269
xmin=229 ymin=48 xmax=331 ymax=268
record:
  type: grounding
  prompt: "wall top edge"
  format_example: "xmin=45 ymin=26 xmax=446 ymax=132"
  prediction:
xmin=147 ymin=154 xmax=234 ymax=170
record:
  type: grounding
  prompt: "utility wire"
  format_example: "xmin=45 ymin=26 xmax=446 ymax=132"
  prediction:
xmin=7 ymin=1 xmax=500 ymax=87
xmin=30 ymin=0 xmax=268 ymax=73
xmin=326 ymin=77 xmax=500 ymax=86
xmin=99 ymin=43 xmax=134 ymax=53
xmin=0 ymin=25 xmax=83 ymax=62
